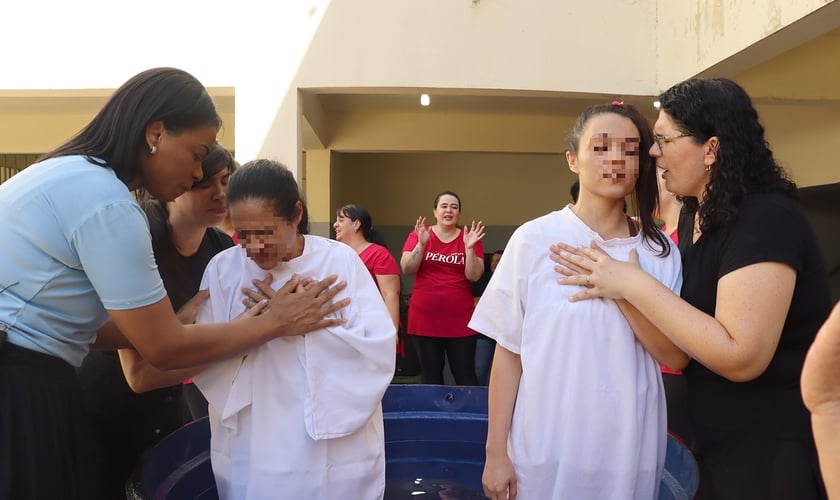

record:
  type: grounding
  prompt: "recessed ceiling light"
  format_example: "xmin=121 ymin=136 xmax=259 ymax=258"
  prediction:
xmin=420 ymin=94 xmax=430 ymax=106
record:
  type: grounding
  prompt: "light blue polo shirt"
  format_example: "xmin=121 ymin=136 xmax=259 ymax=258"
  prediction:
xmin=0 ymin=155 xmax=166 ymax=366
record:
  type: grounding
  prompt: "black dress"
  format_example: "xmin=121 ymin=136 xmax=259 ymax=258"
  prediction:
xmin=680 ymin=193 xmax=831 ymax=500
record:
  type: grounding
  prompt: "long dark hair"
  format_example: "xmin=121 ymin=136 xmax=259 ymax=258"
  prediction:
xmin=226 ymin=159 xmax=309 ymax=234
xmin=40 ymin=67 xmax=221 ymax=185
xmin=337 ymin=204 xmax=387 ymax=246
xmin=659 ymin=78 xmax=797 ymax=234
xmin=567 ymin=102 xmax=670 ymax=256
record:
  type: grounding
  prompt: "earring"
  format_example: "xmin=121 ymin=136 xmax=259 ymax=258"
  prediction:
xmin=149 ymin=145 xmax=157 ymax=155
xmin=705 ymin=165 xmax=711 ymax=173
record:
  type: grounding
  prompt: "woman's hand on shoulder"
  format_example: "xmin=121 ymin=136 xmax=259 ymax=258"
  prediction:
xmin=550 ymin=241 xmax=639 ymax=301
xmin=264 ymin=274 xmax=350 ymax=336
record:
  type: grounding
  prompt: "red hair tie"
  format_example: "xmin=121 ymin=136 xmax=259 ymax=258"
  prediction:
xmin=611 ymin=100 xmax=625 ymax=107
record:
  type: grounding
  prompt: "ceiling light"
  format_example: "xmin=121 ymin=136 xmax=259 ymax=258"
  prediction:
xmin=420 ymin=94 xmax=430 ymax=106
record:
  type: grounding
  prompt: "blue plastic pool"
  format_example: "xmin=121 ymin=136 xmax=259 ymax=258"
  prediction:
xmin=131 ymin=384 xmax=698 ymax=499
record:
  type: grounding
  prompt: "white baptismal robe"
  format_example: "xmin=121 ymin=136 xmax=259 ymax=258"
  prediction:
xmin=193 ymin=235 xmax=396 ymax=500
xmin=469 ymin=207 xmax=683 ymax=500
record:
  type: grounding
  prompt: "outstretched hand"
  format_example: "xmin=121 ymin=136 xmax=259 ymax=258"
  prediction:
xmin=549 ymin=241 xmax=639 ymax=301
xmin=175 ymin=290 xmax=210 ymax=325
xmin=463 ymin=220 xmax=486 ymax=250
xmin=264 ymin=274 xmax=350 ymax=336
xmin=414 ymin=216 xmax=431 ymax=247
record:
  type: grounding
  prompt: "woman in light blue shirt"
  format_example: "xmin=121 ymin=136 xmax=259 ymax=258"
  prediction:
xmin=0 ymin=67 xmax=347 ymax=500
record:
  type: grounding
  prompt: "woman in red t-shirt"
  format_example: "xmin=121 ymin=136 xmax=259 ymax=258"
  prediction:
xmin=401 ymin=191 xmax=485 ymax=385
xmin=333 ymin=204 xmax=400 ymax=331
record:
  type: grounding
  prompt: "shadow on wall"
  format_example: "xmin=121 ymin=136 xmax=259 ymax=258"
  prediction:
xmin=799 ymin=182 xmax=840 ymax=303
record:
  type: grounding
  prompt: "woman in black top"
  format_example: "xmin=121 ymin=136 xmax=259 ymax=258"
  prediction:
xmin=551 ymin=78 xmax=831 ymax=499
xmin=78 ymin=144 xmax=236 ymax=499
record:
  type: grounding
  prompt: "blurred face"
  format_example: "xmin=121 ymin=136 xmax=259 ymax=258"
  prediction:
xmin=230 ymin=198 xmax=303 ymax=270
xmin=650 ymin=110 xmax=711 ymax=199
xmin=141 ymin=122 xmax=218 ymax=202
xmin=168 ymin=167 xmax=230 ymax=228
xmin=490 ymin=252 xmax=502 ymax=273
xmin=434 ymin=194 xmax=461 ymax=228
xmin=567 ymin=113 xmax=640 ymax=201
xmin=333 ymin=212 xmax=358 ymax=242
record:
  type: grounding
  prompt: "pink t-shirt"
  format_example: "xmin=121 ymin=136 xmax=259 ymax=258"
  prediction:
xmin=402 ymin=227 xmax=483 ymax=338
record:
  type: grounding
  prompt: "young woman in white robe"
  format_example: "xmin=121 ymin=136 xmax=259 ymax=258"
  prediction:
xmin=471 ymin=103 xmax=685 ymax=500
xmin=192 ymin=159 xmax=396 ymax=500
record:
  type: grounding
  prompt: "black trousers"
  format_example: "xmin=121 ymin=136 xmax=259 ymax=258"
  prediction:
xmin=411 ymin=335 xmax=478 ymax=385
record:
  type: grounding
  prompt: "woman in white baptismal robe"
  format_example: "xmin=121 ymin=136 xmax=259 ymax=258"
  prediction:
xmin=193 ymin=159 xmax=396 ymax=500
xmin=472 ymin=104 xmax=684 ymax=500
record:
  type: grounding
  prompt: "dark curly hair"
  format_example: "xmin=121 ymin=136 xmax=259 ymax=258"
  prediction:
xmin=567 ymin=102 xmax=670 ymax=256
xmin=658 ymin=78 xmax=797 ymax=234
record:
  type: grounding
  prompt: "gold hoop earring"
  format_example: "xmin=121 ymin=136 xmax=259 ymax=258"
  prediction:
xmin=149 ymin=145 xmax=157 ymax=155
xmin=705 ymin=165 xmax=711 ymax=173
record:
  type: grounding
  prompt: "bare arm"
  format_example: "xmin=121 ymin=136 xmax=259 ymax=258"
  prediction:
xmin=400 ymin=247 xmax=424 ymax=276
xmin=615 ymin=299 xmax=689 ymax=371
xmin=553 ymin=242 xmax=795 ymax=382
xmin=619 ymin=262 xmax=793 ymax=381
xmin=463 ymin=220 xmax=486 ymax=282
xmin=118 ymin=348 xmax=200 ymax=393
xmin=93 ymin=320 xmax=132 ymax=350
xmin=117 ymin=290 xmax=213 ymax=392
xmin=375 ymin=273 xmax=401 ymax=330
xmin=107 ymin=275 xmax=349 ymax=370
xmin=483 ymin=344 xmax=521 ymax=500
xmin=400 ymin=217 xmax=429 ymax=276
xmin=802 ymin=301 xmax=840 ymax=498
xmin=119 ymin=298 xmax=270 ymax=392
xmin=553 ymin=246 xmax=689 ymax=370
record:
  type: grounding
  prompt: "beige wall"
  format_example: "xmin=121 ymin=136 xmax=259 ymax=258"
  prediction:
xmin=328 ymin=109 xmax=577 ymax=154
xmin=2 ymin=0 xmax=837 ymax=200
xmin=336 ymin=152 xmax=574 ymax=227
xmin=657 ymin=0 xmax=840 ymax=84
xmin=757 ymin=103 xmax=840 ymax=187
xmin=0 ymin=92 xmax=236 ymax=155
xmin=0 ymin=112 xmax=98 ymax=153
xmin=239 ymin=0 xmax=660 ymax=165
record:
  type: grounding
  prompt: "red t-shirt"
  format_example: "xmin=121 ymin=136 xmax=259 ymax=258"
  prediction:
xmin=402 ymin=227 xmax=483 ymax=338
xmin=359 ymin=243 xmax=400 ymax=287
